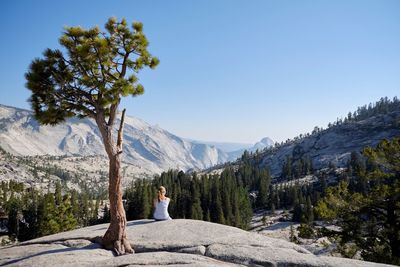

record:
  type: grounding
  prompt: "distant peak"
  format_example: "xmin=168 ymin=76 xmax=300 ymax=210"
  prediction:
xmin=259 ymin=137 xmax=274 ymax=144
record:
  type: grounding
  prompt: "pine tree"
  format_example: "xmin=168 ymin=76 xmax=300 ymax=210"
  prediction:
xmin=189 ymin=180 xmax=203 ymax=220
xmin=237 ymin=187 xmax=253 ymax=229
xmin=220 ymin=170 xmax=233 ymax=224
xmin=25 ymin=17 xmax=159 ymax=255
xmin=141 ymin=182 xmax=151 ymax=219
xmin=232 ymin=191 xmax=241 ymax=227
xmin=282 ymin=156 xmax=292 ymax=179
xmin=210 ymin=177 xmax=225 ymax=224
xmin=79 ymin=192 xmax=90 ymax=226
xmin=200 ymin=175 xmax=211 ymax=221
xmin=70 ymin=190 xmax=80 ymax=222
xmin=57 ymin=194 xmax=77 ymax=232
xmin=39 ymin=193 xmax=60 ymax=236
xmin=316 ymin=138 xmax=400 ymax=265
xmin=54 ymin=181 xmax=62 ymax=206
xmin=256 ymin=168 xmax=270 ymax=208
xmin=20 ymin=189 xmax=40 ymax=241
xmin=305 ymin=196 xmax=314 ymax=224
xmin=6 ymin=197 xmax=22 ymax=239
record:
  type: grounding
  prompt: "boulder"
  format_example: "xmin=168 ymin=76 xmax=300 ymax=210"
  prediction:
xmin=0 ymin=219 xmax=394 ymax=266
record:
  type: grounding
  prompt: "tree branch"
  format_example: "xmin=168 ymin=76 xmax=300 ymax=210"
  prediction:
xmin=116 ymin=108 xmax=126 ymax=154
xmin=107 ymin=100 xmax=120 ymax=126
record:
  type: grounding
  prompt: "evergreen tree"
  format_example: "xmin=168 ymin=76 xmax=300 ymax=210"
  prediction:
xmin=305 ymin=196 xmax=314 ymax=224
xmin=70 ymin=190 xmax=80 ymax=222
xmin=38 ymin=193 xmax=60 ymax=236
xmin=237 ymin=187 xmax=253 ymax=229
xmin=20 ymin=189 xmax=40 ymax=241
xmin=282 ymin=156 xmax=292 ymax=179
xmin=200 ymin=175 xmax=211 ymax=221
xmin=316 ymin=138 xmax=400 ymax=265
xmin=54 ymin=181 xmax=62 ymax=206
xmin=189 ymin=180 xmax=203 ymax=220
xmin=79 ymin=192 xmax=90 ymax=226
xmin=6 ymin=197 xmax=22 ymax=239
xmin=26 ymin=17 xmax=159 ymax=254
xmin=57 ymin=194 xmax=78 ymax=232
xmin=220 ymin=170 xmax=233 ymax=224
xmin=258 ymin=168 xmax=271 ymax=208
xmin=143 ymin=181 xmax=152 ymax=219
xmin=210 ymin=176 xmax=225 ymax=224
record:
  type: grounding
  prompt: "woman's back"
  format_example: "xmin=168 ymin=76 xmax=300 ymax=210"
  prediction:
xmin=153 ymin=197 xmax=171 ymax=220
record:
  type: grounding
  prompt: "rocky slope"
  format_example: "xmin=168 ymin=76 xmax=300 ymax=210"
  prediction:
xmin=0 ymin=219 xmax=393 ymax=267
xmin=209 ymin=110 xmax=400 ymax=177
xmin=0 ymin=104 xmax=231 ymax=175
xmin=0 ymin=151 xmax=145 ymax=193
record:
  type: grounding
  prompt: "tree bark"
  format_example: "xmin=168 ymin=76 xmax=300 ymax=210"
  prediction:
xmin=96 ymin=109 xmax=133 ymax=255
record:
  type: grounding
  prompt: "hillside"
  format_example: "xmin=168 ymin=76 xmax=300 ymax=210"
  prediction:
xmin=0 ymin=219 xmax=394 ymax=267
xmin=208 ymin=99 xmax=400 ymax=178
xmin=0 ymin=104 xmax=230 ymax=175
xmin=0 ymin=104 xmax=273 ymax=175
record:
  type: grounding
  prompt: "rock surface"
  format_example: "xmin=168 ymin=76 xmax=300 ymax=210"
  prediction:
xmin=261 ymin=111 xmax=400 ymax=176
xmin=207 ymin=110 xmax=400 ymax=177
xmin=0 ymin=104 xmax=229 ymax=174
xmin=0 ymin=219 xmax=393 ymax=266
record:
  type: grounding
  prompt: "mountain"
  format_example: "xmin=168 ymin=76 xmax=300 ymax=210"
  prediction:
xmin=259 ymin=110 xmax=400 ymax=177
xmin=207 ymin=98 xmax=400 ymax=178
xmin=188 ymin=137 xmax=275 ymax=161
xmin=0 ymin=104 xmax=229 ymax=175
xmin=253 ymin=137 xmax=275 ymax=150
xmin=186 ymin=139 xmax=253 ymax=153
xmin=226 ymin=136 xmax=275 ymax=161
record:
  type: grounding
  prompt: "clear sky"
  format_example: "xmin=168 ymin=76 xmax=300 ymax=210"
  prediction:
xmin=0 ymin=1 xmax=399 ymax=143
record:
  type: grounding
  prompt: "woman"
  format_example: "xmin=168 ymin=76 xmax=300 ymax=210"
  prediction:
xmin=153 ymin=186 xmax=172 ymax=221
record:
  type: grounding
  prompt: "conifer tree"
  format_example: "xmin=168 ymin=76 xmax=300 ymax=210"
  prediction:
xmin=220 ymin=170 xmax=233 ymax=224
xmin=92 ymin=198 xmax=100 ymax=223
xmin=57 ymin=194 xmax=77 ymax=231
xmin=25 ymin=17 xmax=158 ymax=254
xmin=54 ymin=181 xmax=62 ymax=206
xmin=21 ymin=189 xmax=40 ymax=241
xmin=140 ymin=181 xmax=151 ymax=219
xmin=316 ymin=138 xmax=400 ymax=264
xmin=256 ymin=168 xmax=270 ymax=208
xmin=70 ymin=190 xmax=80 ymax=221
xmin=189 ymin=180 xmax=203 ymax=220
xmin=200 ymin=175 xmax=211 ymax=221
xmin=210 ymin=176 xmax=225 ymax=224
xmin=237 ymin=187 xmax=253 ymax=229
xmin=39 ymin=193 xmax=60 ymax=236
xmin=6 ymin=197 xmax=22 ymax=239
xmin=305 ymin=195 xmax=314 ymax=223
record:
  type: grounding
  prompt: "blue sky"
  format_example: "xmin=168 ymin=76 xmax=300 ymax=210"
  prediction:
xmin=0 ymin=1 xmax=399 ymax=143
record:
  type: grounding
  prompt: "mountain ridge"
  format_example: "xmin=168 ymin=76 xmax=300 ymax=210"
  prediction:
xmin=0 ymin=104 xmax=224 ymax=174
xmin=206 ymin=98 xmax=400 ymax=178
xmin=0 ymin=104 xmax=273 ymax=176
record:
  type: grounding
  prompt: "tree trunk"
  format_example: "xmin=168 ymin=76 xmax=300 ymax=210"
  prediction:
xmin=96 ymin=109 xmax=133 ymax=255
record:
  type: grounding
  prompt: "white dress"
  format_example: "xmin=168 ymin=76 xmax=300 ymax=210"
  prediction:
xmin=153 ymin=198 xmax=172 ymax=220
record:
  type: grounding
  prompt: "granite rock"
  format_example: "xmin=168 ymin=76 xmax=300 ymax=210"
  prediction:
xmin=0 ymin=219 xmax=394 ymax=267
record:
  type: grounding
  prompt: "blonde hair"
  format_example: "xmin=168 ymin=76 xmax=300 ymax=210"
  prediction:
xmin=158 ymin=186 xmax=166 ymax=202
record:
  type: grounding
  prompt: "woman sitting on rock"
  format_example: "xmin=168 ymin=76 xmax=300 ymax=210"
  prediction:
xmin=153 ymin=186 xmax=172 ymax=221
